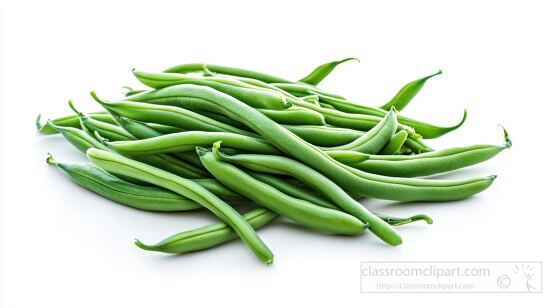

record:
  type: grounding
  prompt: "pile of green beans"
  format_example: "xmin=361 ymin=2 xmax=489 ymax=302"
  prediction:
xmin=38 ymin=58 xmax=509 ymax=264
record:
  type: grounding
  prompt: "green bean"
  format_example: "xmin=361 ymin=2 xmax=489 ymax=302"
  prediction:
xmin=299 ymin=57 xmax=359 ymax=86
xmin=99 ymin=84 xmax=495 ymax=201
xmin=46 ymin=153 xmax=201 ymax=211
xmin=86 ymin=148 xmax=273 ymax=264
xmin=323 ymin=108 xmax=397 ymax=154
xmin=87 ymin=122 xmax=210 ymax=179
xmin=257 ymin=107 xmax=326 ymax=125
xmin=316 ymin=92 xmax=468 ymax=139
xmin=69 ymin=101 xmax=135 ymax=141
xmin=350 ymin=129 xmax=512 ymax=177
xmin=36 ymin=112 xmax=115 ymax=135
xmin=135 ymin=208 xmax=278 ymax=254
xmin=164 ymin=63 xmax=293 ymax=84
xmin=281 ymin=125 xmax=362 ymax=147
xmin=379 ymin=70 xmax=442 ymax=111
xmin=109 ymin=113 xmax=207 ymax=170
xmin=133 ymin=70 xmax=290 ymax=110
xmin=102 ymin=131 xmax=281 ymax=156
xmin=249 ymin=171 xmax=432 ymax=227
xmin=213 ymin=144 xmax=402 ymax=245
xmin=379 ymin=130 xmax=409 ymax=155
xmin=91 ymin=92 xmax=258 ymax=138
xmin=127 ymin=85 xmax=324 ymax=127
xmin=47 ymin=120 xmax=109 ymax=153
xmin=135 ymin=206 xmax=432 ymax=254
xmin=198 ymin=145 xmax=366 ymax=235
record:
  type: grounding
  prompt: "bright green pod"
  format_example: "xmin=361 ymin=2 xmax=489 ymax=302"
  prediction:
xmin=110 ymin=113 xmax=207 ymax=170
xmin=36 ymin=112 xmax=116 ymax=135
xmin=323 ymin=108 xmax=398 ymax=154
xmin=103 ymin=131 xmax=281 ymax=156
xmin=379 ymin=130 xmax=409 ymax=155
xmin=299 ymin=57 xmax=359 ymax=86
xmin=46 ymin=154 xmax=201 ymax=211
xmin=87 ymin=148 xmax=274 ymax=264
xmin=198 ymin=145 xmax=366 ymax=235
xmin=352 ymin=130 xmax=512 ymax=177
xmin=135 ymin=208 xmax=278 ymax=254
xmin=213 ymin=144 xmax=402 ymax=246
xmin=46 ymin=120 xmax=109 ymax=153
xmin=132 ymin=70 xmax=290 ymax=110
xmin=379 ymin=70 xmax=442 ymax=111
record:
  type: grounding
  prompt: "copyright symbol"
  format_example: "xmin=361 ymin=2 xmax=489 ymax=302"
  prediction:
xmin=497 ymin=275 xmax=511 ymax=289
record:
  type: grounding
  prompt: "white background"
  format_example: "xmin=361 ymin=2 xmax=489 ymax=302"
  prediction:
xmin=1 ymin=0 xmax=549 ymax=306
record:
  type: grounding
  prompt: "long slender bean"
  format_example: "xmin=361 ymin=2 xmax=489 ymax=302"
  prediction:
xmin=135 ymin=208 xmax=278 ymax=254
xmin=299 ymin=57 xmax=359 ymax=86
xmin=323 ymin=108 xmax=397 ymax=154
xmin=213 ymin=143 xmax=402 ymax=245
xmin=133 ymin=70 xmax=290 ymax=110
xmin=103 ymin=131 xmax=281 ymax=156
xmin=86 ymin=148 xmax=274 ymax=264
xmin=198 ymin=146 xmax=366 ymax=235
xmin=379 ymin=70 xmax=442 ymax=111
xmin=37 ymin=112 xmax=115 ymax=135
xmin=350 ymin=129 xmax=511 ymax=177
xmin=91 ymin=92 xmax=258 ymax=138
xmin=46 ymin=153 xmax=202 ymax=211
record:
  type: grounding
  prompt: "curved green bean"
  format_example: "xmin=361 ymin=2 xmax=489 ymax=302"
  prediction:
xmin=198 ymin=146 xmax=366 ymax=235
xmin=132 ymin=70 xmax=290 ymax=110
xmin=37 ymin=112 xmax=115 ymax=135
xmin=323 ymin=108 xmax=397 ymax=154
xmin=103 ymin=131 xmax=281 ymax=156
xmin=135 ymin=208 xmax=278 ymax=254
xmin=86 ymin=148 xmax=273 ymax=264
xmin=351 ymin=129 xmax=512 ymax=177
xmin=213 ymin=143 xmax=401 ymax=245
xmin=299 ymin=57 xmax=359 ymax=86
xmin=46 ymin=153 xmax=201 ymax=211
xmin=379 ymin=70 xmax=442 ymax=111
